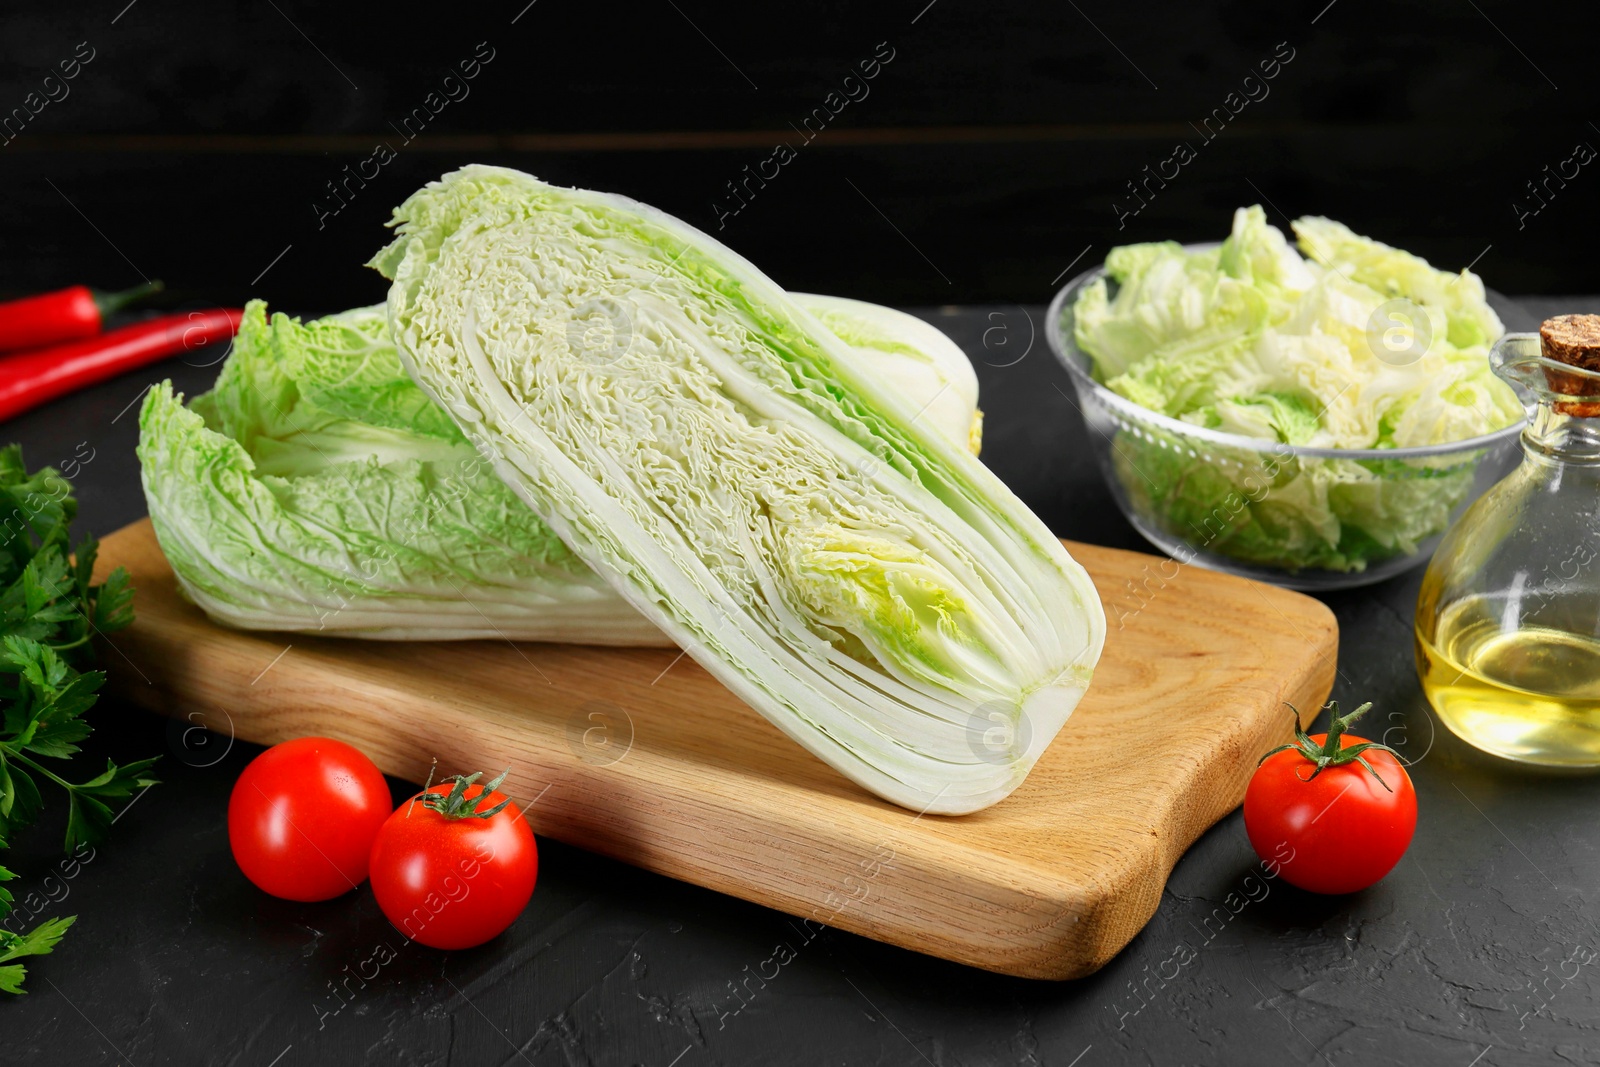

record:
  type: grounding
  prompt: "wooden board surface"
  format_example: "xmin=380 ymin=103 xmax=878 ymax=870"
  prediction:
xmin=94 ymin=519 xmax=1336 ymax=980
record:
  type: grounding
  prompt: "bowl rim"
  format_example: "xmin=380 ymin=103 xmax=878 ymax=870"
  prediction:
xmin=1044 ymin=246 xmax=1529 ymax=462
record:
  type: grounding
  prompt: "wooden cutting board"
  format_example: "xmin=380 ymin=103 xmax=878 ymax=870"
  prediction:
xmin=94 ymin=518 xmax=1335 ymax=979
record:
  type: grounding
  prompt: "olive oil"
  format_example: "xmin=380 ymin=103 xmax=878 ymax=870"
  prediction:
xmin=1417 ymin=595 xmax=1600 ymax=765
xmin=1413 ymin=321 xmax=1600 ymax=767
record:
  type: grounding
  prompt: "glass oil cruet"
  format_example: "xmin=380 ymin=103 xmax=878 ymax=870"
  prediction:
xmin=1416 ymin=315 xmax=1600 ymax=764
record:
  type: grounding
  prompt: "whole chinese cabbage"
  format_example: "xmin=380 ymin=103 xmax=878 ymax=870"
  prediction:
xmin=1071 ymin=207 xmax=1522 ymax=573
xmin=371 ymin=165 xmax=1104 ymax=813
xmin=140 ymin=293 xmax=982 ymax=644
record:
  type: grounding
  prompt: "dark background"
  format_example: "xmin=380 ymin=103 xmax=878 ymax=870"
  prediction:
xmin=7 ymin=3 xmax=1600 ymax=1064
xmin=2 ymin=0 xmax=1597 ymax=316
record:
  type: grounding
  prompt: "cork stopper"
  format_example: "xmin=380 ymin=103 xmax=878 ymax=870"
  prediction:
xmin=1539 ymin=315 xmax=1600 ymax=417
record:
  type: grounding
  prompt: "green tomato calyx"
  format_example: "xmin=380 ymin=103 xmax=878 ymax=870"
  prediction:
xmin=419 ymin=769 xmax=514 ymax=820
xmin=1258 ymin=701 xmax=1402 ymax=792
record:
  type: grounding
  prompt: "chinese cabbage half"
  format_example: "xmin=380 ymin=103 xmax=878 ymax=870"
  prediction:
xmin=371 ymin=165 xmax=1104 ymax=813
xmin=140 ymin=293 xmax=982 ymax=644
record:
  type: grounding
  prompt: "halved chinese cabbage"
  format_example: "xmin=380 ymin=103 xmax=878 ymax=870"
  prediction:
xmin=140 ymin=292 xmax=983 ymax=645
xmin=139 ymin=303 xmax=657 ymax=642
xmin=371 ymin=165 xmax=1104 ymax=813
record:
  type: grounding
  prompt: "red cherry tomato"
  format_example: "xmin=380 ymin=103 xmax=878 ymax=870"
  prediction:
xmin=1244 ymin=703 xmax=1417 ymax=895
xmin=227 ymin=737 xmax=392 ymax=902
xmin=368 ymin=773 xmax=538 ymax=950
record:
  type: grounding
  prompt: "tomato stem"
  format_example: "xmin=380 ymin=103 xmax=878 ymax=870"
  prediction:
xmin=418 ymin=769 xmax=513 ymax=820
xmin=1257 ymin=701 xmax=1402 ymax=792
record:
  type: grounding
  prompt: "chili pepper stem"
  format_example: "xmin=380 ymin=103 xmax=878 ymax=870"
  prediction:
xmin=93 ymin=279 xmax=164 ymax=318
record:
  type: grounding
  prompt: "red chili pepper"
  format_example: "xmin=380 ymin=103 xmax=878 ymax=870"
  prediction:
xmin=0 ymin=280 xmax=165 ymax=354
xmin=0 ymin=308 xmax=242 ymax=423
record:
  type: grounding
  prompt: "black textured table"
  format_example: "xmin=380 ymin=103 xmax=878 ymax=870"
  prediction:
xmin=5 ymin=298 xmax=1598 ymax=1067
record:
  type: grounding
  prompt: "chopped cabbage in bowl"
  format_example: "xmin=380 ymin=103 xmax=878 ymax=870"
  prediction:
xmin=1050 ymin=208 xmax=1526 ymax=588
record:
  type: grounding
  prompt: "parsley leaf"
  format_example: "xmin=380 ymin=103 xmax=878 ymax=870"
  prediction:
xmin=0 ymin=445 xmax=152 ymax=993
xmin=0 ymin=913 xmax=76 ymax=995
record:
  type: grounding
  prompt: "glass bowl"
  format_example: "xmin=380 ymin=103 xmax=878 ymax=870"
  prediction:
xmin=1044 ymin=252 xmax=1526 ymax=592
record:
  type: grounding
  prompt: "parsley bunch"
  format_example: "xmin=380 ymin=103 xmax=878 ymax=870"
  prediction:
xmin=0 ymin=445 xmax=154 ymax=994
